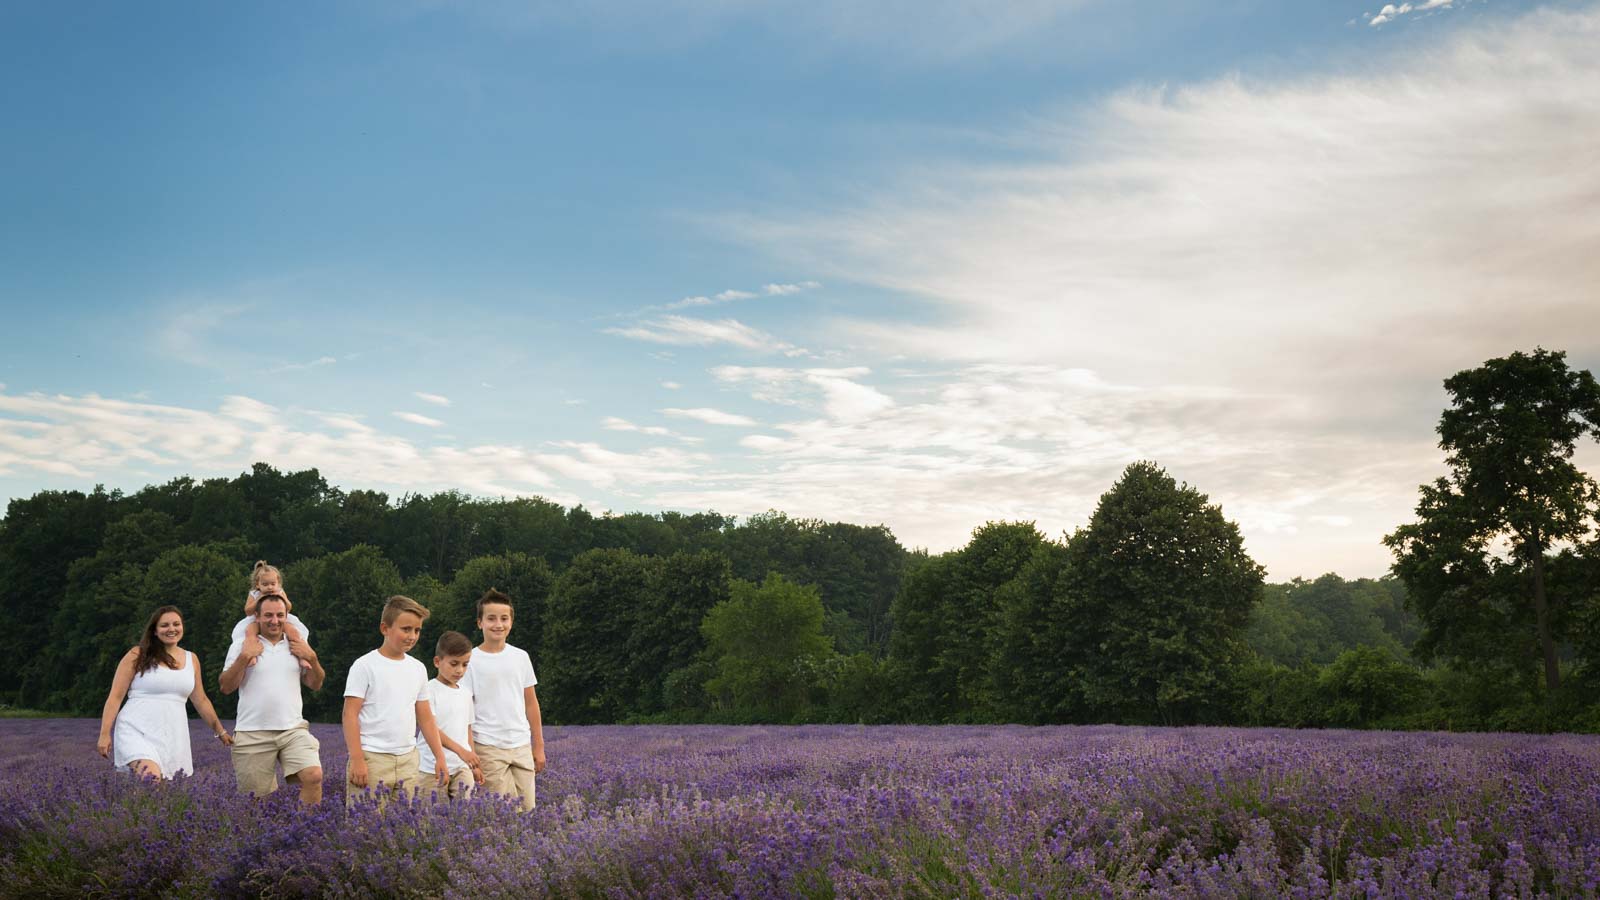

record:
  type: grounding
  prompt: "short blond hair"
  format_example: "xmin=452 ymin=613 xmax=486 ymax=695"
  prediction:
xmin=380 ymin=595 xmax=430 ymax=627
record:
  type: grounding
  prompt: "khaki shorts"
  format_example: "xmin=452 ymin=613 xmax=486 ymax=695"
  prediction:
xmin=445 ymin=766 xmax=475 ymax=801
xmin=346 ymin=748 xmax=421 ymax=809
xmin=232 ymin=726 xmax=321 ymax=797
xmin=474 ymin=742 xmax=536 ymax=811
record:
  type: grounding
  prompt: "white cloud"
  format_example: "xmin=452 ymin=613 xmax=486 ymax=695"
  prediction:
xmin=661 ymin=381 xmax=683 ymax=390
xmin=414 ymin=392 xmax=452 ymax=406
xmin=763 ymin=281 xmax=822 ymax=295
xmin=394 ymin=411 xmax=444 ymax=427
xmin=269 ymin=356 xmax=337 ymax=374
xmin=1370 ymin=0 xmax=1456 ymax=26
xmin=661 ymin=407 xmax=759 ymax=427
xmin=601 ymin=416 xmax=702 ymax=443
xmin=0 ymin=388 xmax=704 ymax=506
xmin=710 ymin=5 xmax=1600 ymax=575
xmin=605 ymin=316 xmax=808 ymax=356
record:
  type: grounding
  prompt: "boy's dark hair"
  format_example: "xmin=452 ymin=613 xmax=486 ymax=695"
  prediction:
xmin=435 ymin=630 xmax=473 ymax=658
xmin=475 ymin=588 xmax=514 ymax=620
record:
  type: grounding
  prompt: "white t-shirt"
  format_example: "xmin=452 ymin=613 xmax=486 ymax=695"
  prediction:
xmin=344 ymin=650 xmax=429 ymax=755
xmin=418 ymin=678 xmax=473 ymax=774
xmin=224 ymin=634 xmax=306 ymax=731
xmin=464 ymin=644 xmax=538 ymax=749
xmin=230 ymin=613 xmax=310 ymax=645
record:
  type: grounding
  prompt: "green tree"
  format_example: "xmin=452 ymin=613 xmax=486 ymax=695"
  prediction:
xmin=282 ymin=544 xmax=405 ymax=720
xmin=702 ymin=574 xmax=834 ymax=720
xmin=625 ymin=551 xmax=732 ymax=716
xmin=442 ymin=553 xmax=554 ymax=655
xmin=1060 ymin=462 xmax=1264 ymax=724
xmin=541 ymin=548 xmax=656 ymax=723
xmin=1387 ymin=348 xmax=1600 ymax=691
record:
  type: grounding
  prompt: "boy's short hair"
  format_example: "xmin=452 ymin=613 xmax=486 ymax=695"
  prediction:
xmin=475 ymin=588 xmax=514 ymax=620
xmin=435 ymin=630 xmax=473 ymax=658
xmin=381 ymin=595 xmax=430 ymax=627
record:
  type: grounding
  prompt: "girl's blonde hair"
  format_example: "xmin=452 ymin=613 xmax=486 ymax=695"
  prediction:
xmin=251 ymin=560 xmax=282 ymax=588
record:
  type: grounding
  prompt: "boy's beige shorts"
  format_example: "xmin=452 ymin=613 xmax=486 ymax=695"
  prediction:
xmin=473 ymin=742 xmax=536 ymax=811
xmin=345 ymin=748 xmax=421 ymax=807
xmin=232 ymin=725 xmax=321 ymax=797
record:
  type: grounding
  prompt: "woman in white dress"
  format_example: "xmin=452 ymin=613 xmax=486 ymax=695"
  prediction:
xmin=97 ymin=605 xmax=233 ymax=778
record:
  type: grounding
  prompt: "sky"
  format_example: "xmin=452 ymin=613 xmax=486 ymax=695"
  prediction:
xmin=2 ymin=0 xmax=1598 ymax=580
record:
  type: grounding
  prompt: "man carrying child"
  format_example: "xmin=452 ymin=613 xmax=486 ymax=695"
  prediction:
xmin=219 ymin=592 xmax=326 ymax=804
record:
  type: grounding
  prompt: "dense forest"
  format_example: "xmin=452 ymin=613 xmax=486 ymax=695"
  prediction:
xmin=3 ymin=349 xmax=1598 ymax=732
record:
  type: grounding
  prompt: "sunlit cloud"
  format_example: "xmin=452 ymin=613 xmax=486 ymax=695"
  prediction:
xmin=394 ymin=411 xmax=445 ymax=427
xmin=606 ymin=316 xmax=808 ymax=356
xmin=414 ymin=392 xmax=452 ymax=406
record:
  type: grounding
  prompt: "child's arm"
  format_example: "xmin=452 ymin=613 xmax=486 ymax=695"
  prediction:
xmin=464 ymin=724 xmax=485 ymax=782
xmin=437 ymin=731 xmax=479 ymax=769
xmin=186 ymin=653 xmax=232 ymax=746
xmin=242 ymin=620 xmax=263 ymax=667
xmin=416 ymin=701 xmax=450 ymax=786
xmin=243 ymin=591 xmax=258 ymax=617
xmin=219 ymin=638 xmax=260 ymax=694
xmin=342 ymin=697 xmax=368 ymax=787
xmin=525 ymin=686 xmax=546 ymax=773
xmin=96 ymin=648 xmax=138 ymax=758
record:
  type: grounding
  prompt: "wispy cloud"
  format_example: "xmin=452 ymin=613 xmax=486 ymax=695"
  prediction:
xmin=394 ymin=411 xmax=444 ymax=427
xmin=602 ymin=416 xmax=702 ymax=443
xmin=1368 ymin=0 xmax=1458 ymax=27
xmin=268 ymin=356 xmax=337 ymax=374
xmin=605 ymin=316 xmax=809 ymax=357
xmin=654 ymin=280 xmax=822 ymax=312
xmin=661 ymin=407 xmax=759 ymax=427
xmin=414 ymin=392 xmax=452 ymax=406
xmin=0 ymin=388 xmax=705 ymax=504
xmin=661 ymin=381 xmax=682 ymax=390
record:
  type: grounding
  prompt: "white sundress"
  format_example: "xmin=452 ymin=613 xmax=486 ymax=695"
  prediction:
xmin=112 ymin=650 xmax=195 ymax=778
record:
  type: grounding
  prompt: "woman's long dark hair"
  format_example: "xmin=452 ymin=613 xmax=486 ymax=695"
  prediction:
xmin=133 ymin=606 xmax=184 ymax=675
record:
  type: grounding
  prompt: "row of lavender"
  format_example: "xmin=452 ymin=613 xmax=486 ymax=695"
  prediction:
xmin=1 ymin=719 xmax=1598 ymax=898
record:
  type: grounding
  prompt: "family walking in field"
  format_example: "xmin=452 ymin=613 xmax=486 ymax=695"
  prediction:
xmin=96 ymin=561 xmax=546 ymax=810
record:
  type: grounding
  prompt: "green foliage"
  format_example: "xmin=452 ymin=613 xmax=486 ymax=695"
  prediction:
xmin=541 ymin=548 xmax=658 ymax=724
xmin=1059 ymin=462 xmax=1264 ymax=725
xmin=1316 ymin=647 xmax=1429 ymax=728
xmin=1388 ymin=348 xmax=1600 ymax=691
xmin=440 ymin=553 xmax=554 ymax=656
xmin=702 ymin=574 xmax=834 ymax=720
xmin=1246 ymin=575 xmax=1417 ymax=667
xmin=888 ymin=522 xmax=1046 ymax=721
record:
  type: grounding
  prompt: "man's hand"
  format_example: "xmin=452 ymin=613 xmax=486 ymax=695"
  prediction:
xmin=238 ymin=639 xmax=265 ymax=665
xmin=434 ymin=759 xmax=450 ymax=787
xmin=348 ymin=756 xmax=369 ymax=788
xmin=286 ymin=635 xmax=317 ymax=663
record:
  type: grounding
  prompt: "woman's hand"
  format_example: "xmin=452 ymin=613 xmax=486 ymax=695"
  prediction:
xmin=216 ymin=730 xmax=234 ymax=747
xmin=97 ymin=733 xmax=111 ymax=759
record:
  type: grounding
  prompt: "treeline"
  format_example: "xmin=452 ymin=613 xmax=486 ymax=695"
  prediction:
xmin=0 ymin=459 xmax=1446 ymax=729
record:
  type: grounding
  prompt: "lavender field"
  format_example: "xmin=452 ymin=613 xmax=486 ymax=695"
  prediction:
xmin=2 ymin=720 xmax=1598 ymax=898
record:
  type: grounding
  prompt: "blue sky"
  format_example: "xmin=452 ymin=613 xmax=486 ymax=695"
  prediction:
xmin=3 ymin=0 xmax=1598 ymax=578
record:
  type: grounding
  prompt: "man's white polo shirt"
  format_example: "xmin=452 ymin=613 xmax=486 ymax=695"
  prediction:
xmin=224 ymin=634 xmax=307 ymax=731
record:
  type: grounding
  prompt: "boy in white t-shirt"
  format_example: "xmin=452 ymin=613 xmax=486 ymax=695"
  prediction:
xmin=464 ymin=588 xmax=546 ymax=812
xmin=342 ymin=595 xmax=450 ymax=809
xmin=417 ymin=630 xmax=483 ymax=801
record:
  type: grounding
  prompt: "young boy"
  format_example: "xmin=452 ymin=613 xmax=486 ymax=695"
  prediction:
xmin=342 ymin=595 xmax=450 ymax=809
xmin=417 ymin=630 xmax=484 ymax=801
xmin=463 ymin=588 xmax=546 ymax=812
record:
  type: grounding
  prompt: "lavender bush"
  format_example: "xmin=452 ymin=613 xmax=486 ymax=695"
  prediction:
xmin=2 ymin=719 xmax=1598 ymax=898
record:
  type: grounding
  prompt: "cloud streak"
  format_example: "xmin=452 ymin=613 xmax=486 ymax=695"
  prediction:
xmin=605 ymin=315 xmax=809 ymax=357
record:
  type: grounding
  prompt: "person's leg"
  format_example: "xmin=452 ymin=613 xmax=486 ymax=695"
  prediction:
xmin=129 ymin=759 xmax=163 ymax=780
xmin=447 ymin=767 xmax=474 ymax=801
xmin=393 ymin=749 xmax=421 ymax=804
xmin=506 ymin=745 xmax=537 ymax=812
xmin=474 ymin=742 xmax=517 ymax=798
xmin=231 ymin=731 xmax=281 ymax=797
xmin=277 ymin=726 xmax=323 ymax=805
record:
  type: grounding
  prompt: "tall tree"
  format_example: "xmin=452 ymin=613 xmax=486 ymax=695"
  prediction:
xmin=1387 ymin=349 xmax=1600 ymax=691
xmin=1060 ymin=462 xmax=1263 ymax=724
